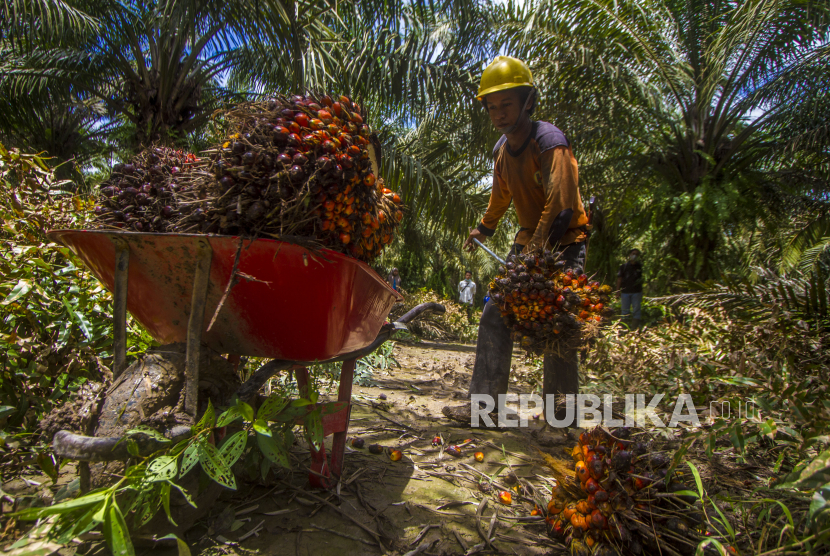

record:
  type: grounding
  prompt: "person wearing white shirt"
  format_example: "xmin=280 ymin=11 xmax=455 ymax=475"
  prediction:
xmin=459 ymin=270 xmax=476 ymax=321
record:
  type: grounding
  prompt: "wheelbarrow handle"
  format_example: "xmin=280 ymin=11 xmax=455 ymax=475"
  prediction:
xmin=55 ymin=302 xmax=448 ymax=462
xmin=395 ymin=301 xmax=446 ymax=325
xmin=235 ymin=302 xmax=446 ymax=402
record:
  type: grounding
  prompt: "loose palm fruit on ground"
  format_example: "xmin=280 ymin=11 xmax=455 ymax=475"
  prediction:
xmin=498 ymin=491 xmax=512 ymax=505
xmin=351 ymin=437 xmax=365 ymax=448
xmin=474 ymin=451 xmax=485 ymax=462
xmin=544 ymin=426 xmax=706 ymax=555
xmin=446 ymin=445 xmax=462 ymax=458
xmin=389 ymin=450 xmax=402 ymax=461
xmin=368 ymin=444 xmax=383 ymax=454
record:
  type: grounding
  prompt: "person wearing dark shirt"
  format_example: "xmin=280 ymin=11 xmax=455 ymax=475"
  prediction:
xmin=616 ymin=249 xmax=643 ymax=329
xmin=387 ymin=268 xmax=402 ymax=291
xmin=442 ymin=56 xmax=588 ymax=425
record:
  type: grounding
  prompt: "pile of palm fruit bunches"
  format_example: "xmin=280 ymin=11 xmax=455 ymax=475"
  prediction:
xmin=93 ymin=148 xmax=200 ymax=233
xmin=543 ymin=427 xmax=714 ymax=556
xmin=91 ymin=94 xmax=403 ymax=263
xmin=488 ymin=249 xmax=615 ymax=354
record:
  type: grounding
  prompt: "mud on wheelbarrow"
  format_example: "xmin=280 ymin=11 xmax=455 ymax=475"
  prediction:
xmin=47 ymin=229 xmax=444 ymax=490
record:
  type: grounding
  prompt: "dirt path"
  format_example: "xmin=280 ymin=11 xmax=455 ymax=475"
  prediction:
xmin=2 ymin=342 xmax=574 ymax=556
xmin=187 ymin=342 xmax=570 ymax=556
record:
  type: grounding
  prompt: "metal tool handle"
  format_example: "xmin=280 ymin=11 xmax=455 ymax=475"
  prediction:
xmin=473 ymin=238 xmax=506 ymax=265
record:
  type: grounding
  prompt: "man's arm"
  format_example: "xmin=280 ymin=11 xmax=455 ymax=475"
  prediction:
xmin=464 ymin=170 xmax=511 ymax=251
xmin=528 ymin=147 xmax=581 ymax=250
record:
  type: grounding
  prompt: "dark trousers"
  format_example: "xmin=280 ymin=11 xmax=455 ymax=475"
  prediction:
xmin=468 ymin=242 xmax=587 ymax=415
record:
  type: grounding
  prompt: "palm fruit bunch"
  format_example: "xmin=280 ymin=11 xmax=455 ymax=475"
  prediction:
xmin=176 ymin=94 xmax=403 ymax=263
xmin=543 ymin=427 xmax=707 ymax=555
xmin=488 ymin=248 xmax=614 ymax=354
xmin=92 ymin=148 xmax=200 ymax=232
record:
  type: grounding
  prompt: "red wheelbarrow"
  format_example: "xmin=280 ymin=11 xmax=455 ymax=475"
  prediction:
xmin=48 ymin=230 xmax=443 ymax=489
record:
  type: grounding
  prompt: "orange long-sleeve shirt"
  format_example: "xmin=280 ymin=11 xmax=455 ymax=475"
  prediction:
xmin=477 ymin=122 xmax=588 ymax=249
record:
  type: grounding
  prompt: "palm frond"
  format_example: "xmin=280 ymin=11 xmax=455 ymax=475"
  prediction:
xmin=1 ymin=0 xmax=98 ymax=48
xmin=656 ymin=268 xmax=829 ymax=326
xmin=781 ymin=215 xmax=830 ymax=274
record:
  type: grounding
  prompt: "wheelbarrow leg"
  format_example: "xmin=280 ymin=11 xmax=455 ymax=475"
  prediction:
xmin=184 ymin=239 xmax=213 ymax=419
xmin=81 ymin=238 xmax=131 ymax=494
xmin=329 ymin=358 xmax=355 ymax=480
xmin=294 ymin=367 xmax=332 ymax=488
xmin=112 ymin=238 xmax=130 ymax=380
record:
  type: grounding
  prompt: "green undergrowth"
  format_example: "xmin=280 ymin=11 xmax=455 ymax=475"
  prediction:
xmin=0 ymin=145 xmax=156 ymax=434
xmin=7 ymin=393 xmax=326 ymax=556
xmin=574 ymin=271 xmax=830 ymax=553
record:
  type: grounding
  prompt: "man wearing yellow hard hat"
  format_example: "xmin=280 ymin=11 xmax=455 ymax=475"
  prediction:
xmin=443 ymin=56 xmax=589 ymax=425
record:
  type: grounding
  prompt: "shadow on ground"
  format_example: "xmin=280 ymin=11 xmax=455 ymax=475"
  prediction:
xmin=1 ymin=342 xmax=573 ymax=556
xmin=176 ymin=342 xmax=571 ymax=556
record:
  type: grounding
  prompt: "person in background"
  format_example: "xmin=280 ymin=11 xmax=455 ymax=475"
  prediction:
xmin=459 ymin=270 xmax=477 ymax=322
xmin=616 ymin=249 xmax=644 ymax=330
xmin=387 ymin=267 xmax=402 ymax=291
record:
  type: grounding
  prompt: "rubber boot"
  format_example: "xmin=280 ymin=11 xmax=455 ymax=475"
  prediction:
xmin=542 ymin=347 xmax=579 ymax=423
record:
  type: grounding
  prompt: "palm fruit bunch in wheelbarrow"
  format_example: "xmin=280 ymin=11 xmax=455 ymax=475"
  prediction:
xmin=488 ymin=248 xmax=614 ymax=354
xmin=92 ymin=148 xmax=202 ymax=232
xmin=542 ymin=427 xmax=708 ymax=555
xmin=173 ymin=94 xmax=403 ymax=262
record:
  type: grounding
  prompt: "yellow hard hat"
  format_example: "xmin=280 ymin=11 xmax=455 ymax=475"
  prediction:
xmin=476 ymin=56 xmax=534 ymax=100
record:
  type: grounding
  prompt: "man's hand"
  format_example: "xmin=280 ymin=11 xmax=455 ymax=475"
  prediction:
xmin=464 ymin=228 xmax=486 ymax=252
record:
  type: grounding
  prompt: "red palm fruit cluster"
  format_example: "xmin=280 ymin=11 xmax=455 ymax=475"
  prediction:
xmin=194 ymin=94 xmax=402 ymax=262
xmin=545 ymin=427 xmax=704 ymax=555
xmin=92 ymin=148 xmax=200 ymax=232
xmin=488 ymin=248 xmax=614 ymax=354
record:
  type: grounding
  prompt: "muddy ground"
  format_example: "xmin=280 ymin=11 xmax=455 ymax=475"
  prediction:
xmin=2 ymin=341 xmax=577 ymax=556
